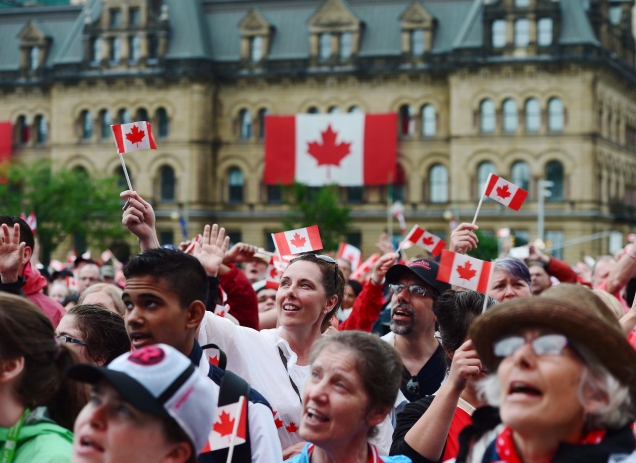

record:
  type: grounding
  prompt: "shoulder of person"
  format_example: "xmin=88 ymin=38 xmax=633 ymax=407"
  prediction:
xmin=382 ymin=455 xmax=414 ymax=462
xmin=15 ymin=424 xmax=73 ymax=463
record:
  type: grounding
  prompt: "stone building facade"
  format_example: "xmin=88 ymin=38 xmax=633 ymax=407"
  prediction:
xmin=1 ymin=0 xmax=636 ymax=262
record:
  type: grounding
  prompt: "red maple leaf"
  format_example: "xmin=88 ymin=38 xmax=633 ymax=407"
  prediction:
xmin=422 ymin=236 xmax=435 ymax=246
xmin=456 ymin=262 xmax=477 ymax=281
xmin=274 ymin=417 xmax=284 ymax=428
xmin=307 ymin=125 xmax=351 ymax=180
xmin=286 ymin=422 xmax=299 ymax=433
xmin=496 ymin=184 xmax=511 ymax=199
xmin=269 ymin=267 xmax=278 ymax=279
xmin=290 ymin=233 xmax=306 ymax=250
xmin=213 ymin=411 xmax=235 ymax=437
xmin=125 ymin=125 xmax=145 ymax=146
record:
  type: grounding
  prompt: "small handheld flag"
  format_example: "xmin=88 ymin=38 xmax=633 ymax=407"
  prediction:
xmin=272 ymin=225 xmax=323 ymax=256
xmin=350 ymin=253 xmax=380 ymax=281
xmin=337 ymin=242 xmax=362 ymax=271
xmin=473 ymin=173 xmax=528 ymax=225
xmin=437 ymin=249 xmax=493 ymax=293
xmin=403 ymin=225 xmax=446 ymax=256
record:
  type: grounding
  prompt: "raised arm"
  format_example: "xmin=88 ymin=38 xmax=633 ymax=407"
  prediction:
xmin=120 ymin=190 xmax=160 ymax=251
xmin=606 ymin=243 xmax=636 ymax=294
xmin=449 ymin=223 xmax=479 ymax=255
xmin=0 ymin=223 xmax=30 ymax=293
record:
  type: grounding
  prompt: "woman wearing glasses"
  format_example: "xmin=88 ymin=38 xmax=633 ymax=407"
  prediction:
xmin=56 ymin=304 xmax=131 ymax=365
xmin=195 ymin=226 xmax=395 ymax=458
xmin=461 ymin=284 xmax=636 ymax=463
xmin=0 ymin=293 xmax=87 ymax=463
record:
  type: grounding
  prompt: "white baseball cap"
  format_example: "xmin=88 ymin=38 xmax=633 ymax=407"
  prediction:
xmin=67 ymin=343 xmax=215 ymax=452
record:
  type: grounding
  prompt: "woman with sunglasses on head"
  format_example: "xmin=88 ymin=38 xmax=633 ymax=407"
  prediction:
xmin=460 ymin=283 xmax=636 ymax=463
xmin=0 ymin=293 xmax=88 ymax=463
xmin=56 ymin=304 xmax=131 ymax=365
xmin=194 ymin=224 xmax=396 ymax=459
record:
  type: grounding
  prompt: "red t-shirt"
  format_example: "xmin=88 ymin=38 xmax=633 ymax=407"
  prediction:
xmin=442 ymin=406 xmax=472 ymax=461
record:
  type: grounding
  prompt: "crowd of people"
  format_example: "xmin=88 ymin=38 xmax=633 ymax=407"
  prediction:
xmin=1 ymin=188 xmax=636 ymax=463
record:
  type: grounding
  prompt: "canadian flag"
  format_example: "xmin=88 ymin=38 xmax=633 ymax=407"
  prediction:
xmin=350 ymin=253 xmax=380 ymax=281
xmin=484 ymin=174 xmax=528 ymax=211
xmin=203 ymin=397 xmax=247 ymax=452
xmin=49 ymin=260 xmax=65 ymax=272
xmin=390 ymin=202 xmax=407 ymax=234
xmin=101 ymin=250 xmax=112 ymax=263
xmin=403 ymin=225 xmax=446 ymax=256
xmin=111 ymin=121 xmax=157 ymax=154
xmin=264 ymin=113 xmax=397 ymax=186
xmin=437 ymin=250 xmax=493 ymax=293
xmin=272 ymin=225 xmax=323 ymax=256
xmin=337 ymin=242 xmax=362 ymax=271
xmin=65 ymin=276 xmax=78 ymax=292
xmin=214 ymin=303 xmax=231 ymax=318
xmin=265 ymin=255 xmax=287 ymax=290
xmin=20 ymin=212 xmax=37 ymax=233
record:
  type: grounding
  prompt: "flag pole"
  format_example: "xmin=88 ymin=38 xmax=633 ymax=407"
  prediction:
xmin=118 ymin=152 xmax=134 ymax=210
xmin=387 ymin=172 xmax=393 ymax=240
xmin=472 ymin=174 xmax=492 ymax=226
xmin=225 ymin=396 xmax=245 ymax=463
xmin=482 ymin=263 xmax=494 ymax=314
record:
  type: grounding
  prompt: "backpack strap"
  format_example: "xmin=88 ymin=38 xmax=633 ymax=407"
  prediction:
xmin=200 ymin=343 xmax=227 ymax=371
xmin=211 ymin=371 xmax=252 ymax=463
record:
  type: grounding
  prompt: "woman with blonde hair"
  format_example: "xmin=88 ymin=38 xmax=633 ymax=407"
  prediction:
xmin=79 ymin=283 xmax=125 ymax=316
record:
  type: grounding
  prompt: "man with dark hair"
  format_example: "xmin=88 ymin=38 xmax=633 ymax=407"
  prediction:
xmin=0 ymin=217 xmax=65 ymax=326
xmin=122 ymin=247 xmax=282 ymax=463
xmin=382 ymin=259 xmax=451 ymax=402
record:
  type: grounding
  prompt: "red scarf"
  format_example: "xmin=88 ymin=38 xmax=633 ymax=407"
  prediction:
xmin=494 ymin=426 xmax=606 ymax=463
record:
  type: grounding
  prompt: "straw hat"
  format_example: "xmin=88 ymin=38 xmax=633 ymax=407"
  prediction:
xmin=470 ymin=284 xmax=636 ymax=395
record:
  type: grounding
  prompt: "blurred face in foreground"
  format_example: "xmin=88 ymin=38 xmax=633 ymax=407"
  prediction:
xmin=72 ymin=381 xmax=191 ymax=463
xmin=488 ymin=270 xmax=531 ymax=302
xmin=300 ymin=346 xmax=386 ymax=452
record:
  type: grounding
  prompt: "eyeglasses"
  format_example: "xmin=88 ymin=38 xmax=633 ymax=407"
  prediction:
xmin=493 ymin=334 xmax=569 ymax=358
xmin=388 ymin=284 xmax=431 ymax=297
xmin=406 ymin=376 xmax=419 ymax=395
xmin=291 ymin=254 xmax=339 ymax=288
xmin=57 ymin=335 xmax=87 ymax=346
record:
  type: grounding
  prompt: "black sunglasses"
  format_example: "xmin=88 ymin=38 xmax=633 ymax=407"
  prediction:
xmin=406 ymin=376 xmax=419 ymax=395
xmin=290 ymin=254 xmax=339 ymax=288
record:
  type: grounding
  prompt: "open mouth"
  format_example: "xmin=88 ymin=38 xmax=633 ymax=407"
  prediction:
xmin=80 ymin=436 xmax=104 ymax=452
xmin=508 ymin=381 xmax=542 ymax=397
xmin=129 ymin=332 xmax=152 ymax=347
xmin=306 ymin=407 xmax=329 ymax=423
xmin=283 ymin=304 xmax=301 ymax=312
xmin=392 ymin=306 xmax=413 ymax=320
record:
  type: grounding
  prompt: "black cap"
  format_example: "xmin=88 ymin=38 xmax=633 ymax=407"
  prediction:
xmin=385 ymin=259 xmax=451 ymax=298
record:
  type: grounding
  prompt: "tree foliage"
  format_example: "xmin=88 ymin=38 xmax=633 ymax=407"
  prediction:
xmin=0 ymin=161 xmax=126 ymax=262
xmin=282 ymin=183 xmax=351 ymax=252
xmin=467 ymin=230 xmax=499 ymax=261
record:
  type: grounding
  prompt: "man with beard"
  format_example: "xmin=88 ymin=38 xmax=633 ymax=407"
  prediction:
xmin=381 ymin=259 xmax=450 ymax=402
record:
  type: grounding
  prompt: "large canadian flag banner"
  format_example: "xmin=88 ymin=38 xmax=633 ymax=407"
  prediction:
xmin=403 ymin=225 xmax=446 ymax=256
xmin=437 ymin=250 xmax=493 ymax=293
xmin=264 ymin=113 xmax=397 ymax=186
xmin=111 ymin=121 xmax=157 ymax=154
xmin=484 ymin=174 xmax=528 ymax=211
xmin=272 ymin=225 xmax=323 ymax=256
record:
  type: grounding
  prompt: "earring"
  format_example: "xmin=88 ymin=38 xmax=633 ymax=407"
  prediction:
xmin=323 ymin=310 xmax=329 ymax=314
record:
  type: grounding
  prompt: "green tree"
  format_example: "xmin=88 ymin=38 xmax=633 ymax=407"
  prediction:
xmin=0 ymin=160 xmax=126 ymax=262
xmin=467 ymin=230 xmax=499 ymax=261
xmin=282 ymin=183 xmax=351 ymax=252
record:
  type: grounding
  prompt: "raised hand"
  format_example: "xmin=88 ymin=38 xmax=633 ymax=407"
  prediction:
xmin=193 ymin=224 xmax=230 ymax=277
xmin=527 ymin=244 xmax=550 ymax=264
xmin=371 ymin=252 xmax=399 ymax=284
xmin=121 ymin=190 xmax=159 ymax=251
xmin=376 ymin=232 xmax=395 ymax=255
xmin=0 ymin=223 xmax=29 ymax=283
xmin=446 ymin=339 xmax=483 ymax=392
xmin=223 ymin=242 xmax=258 ymax=265
xmin=449 ymin=223 xmax=479 ymax=255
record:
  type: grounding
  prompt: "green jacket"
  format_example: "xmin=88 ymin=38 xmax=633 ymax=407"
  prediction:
xmin=0 ymin=408 xmax=73 ymax=463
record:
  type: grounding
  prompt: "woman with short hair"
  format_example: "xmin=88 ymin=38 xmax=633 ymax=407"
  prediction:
xmin=79 ymin=283 xmax=125 ymax=316
xmin=463 ymin=284 xmax=636 ymax=463
xmin=56 ymin=304 xmax=130 ymax=365
xmin=288 ymin=331 xmax=411 ymax=463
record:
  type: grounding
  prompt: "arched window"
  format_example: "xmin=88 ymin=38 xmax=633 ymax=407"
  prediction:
xmin=502 ymin=99 xmax=518 ymax=132
xmin=514 ymin=19 xmax=529 ymax=47
xmin=511 ymin=161 xmax=530 ymax=191
xmin=328 ymin=106 xmax=340 ymax=114
xmin=480 ymin=99 xmax=495 ymax=133
xmin=477 ymin=161 xmax=497 ymax=197
xmin=548 ymin=98 xmax=564 ymax=132
xmin=348 ymin=106 xmax=362 ymax=113
xmin=411 ymin=29 xmax=424 ymax=56
xmin=251 ymin=36 xmax=264 ymax=62
xmin=160 ymin=165 xmax=176 ymax=202
xmin=30 ymin=46 xmax=39 ymax=70
xmin=129 ymin=35 xmax=141 ymax=62
xmin=422 ymin=105 xmax=436 ymax=137
xmin=525 ymin=98 xmax=540 ymax=132
xmin=399 ymin=105 xmax=414 ymax=136
xmin=258 ymin=108 xmax=269 ymax=139
xmin=546 ymin=161 xmax=564 ymax=201
xmin=239 ymin=109 xmax=252 ymax=140
xmin=16 ymin=116 xmax=29 ymax=144
xmin=118 ymin=108 xmax=130 ymax=124
xmin=228 ymin=167 xmax=244 ymax=203
xmin=429 ymin=164 xmax=448 ymax=203
xmin=99 ymin=110 xmax=111 ymax=139
xmin=319 ymin=33 xmax=332 ymax=60
xmin=340 ymin=32 xmax=352 ymax=59
xmin=81 ymin=110 xmax=92 ymax=139
xmin=157 ymin=107 xmax=169 ymax=137
xmin=73 ymin=166 xmax=89 ymax=178
xmin=137 ymin=108 xmax=148 ymax=122
xmin=308 ymin=107 xmax=319 ymax=114
xmin=492 ymin=20 xmax=507 ymax=48
xmin=34 ymin=115 xmax=47 ymax=144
